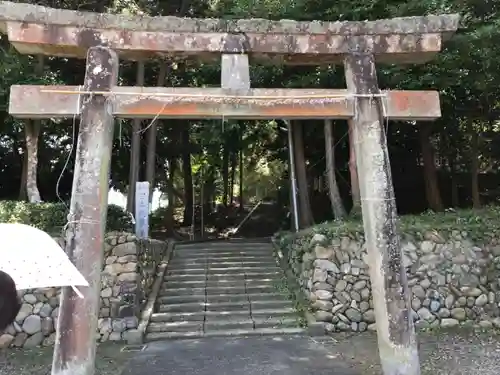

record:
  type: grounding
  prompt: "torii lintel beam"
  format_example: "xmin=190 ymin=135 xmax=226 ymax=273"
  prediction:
xmin=0 ymin=1 xmax=459 ymax=64
xmin=9 ymin=85 xmax=441 ymax=120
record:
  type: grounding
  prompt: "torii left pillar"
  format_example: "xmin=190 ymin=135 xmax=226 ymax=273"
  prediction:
xmin=52 ymin=46 xmax=118 ymax=375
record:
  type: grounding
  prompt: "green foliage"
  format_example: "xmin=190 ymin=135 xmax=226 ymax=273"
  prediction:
xmin=275 ymin=206 xmax=500 ymax=250
xmin=149 ymin=206 xmax=170 ymax=231
xmin=0 ymin=200 xmax=132 ymax=234
xmin=2 ymin=0 xmax=500 ymax=227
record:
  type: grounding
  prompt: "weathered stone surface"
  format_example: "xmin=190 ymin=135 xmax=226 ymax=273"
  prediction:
xmin=335 ymin=280 xmax=348 ymax=292
xmin=0 ymin=2 xmax=460 ymax=64
xmin=314 ymin=259 xmax=340 ymax=273
xmin=312 ymin=268 xmax=327 ymax=283
xmin=345 ymin=308 xmax=362 ymax=322
xmin=315 ymin=290 xmax=333 ymax=300
xmin=315 ymin=245 xmax=334 ymax=260
xmin=23 ymin=332 xmax=44 ymax=348
xmin=440 ymin=318 xmax=459 ymax=328
xmin=16 ymin=304 xmax=33 ymax=323
xmin=451 ymin=308 xmax=467 ymax=321
xmin=11 ymin=85 xmax=444 ymax=122
xmin=0 ymin=334 xmax=14 ymax=348
xmin=312 ymin=300 xmax=333 ymax=312
xmin=3 ymin=232 xmax=167 ymax=348
xmin=476 ymin=294 xmax=488 ymax=307
xmin=22 ymin=315 xmax=41 ymax=335
xmin=315 ymin=310 xmax=334 ymax=322
xmin=112 ymin=242 xmax=137 ymax=257
xmin=281 ymin=229 xmax=500 ymax=333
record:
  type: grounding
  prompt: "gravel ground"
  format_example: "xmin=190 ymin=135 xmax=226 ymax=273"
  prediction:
xmin=318 ymin=329 xmax=500 ymax=375
xmin=0 ymin=342 xmax=129 ymax=375
xmin=2 ymin=330 xmax=500 ymax=375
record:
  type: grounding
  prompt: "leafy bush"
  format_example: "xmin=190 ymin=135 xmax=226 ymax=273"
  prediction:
xmin=273 ymin=205 xmax=500 ymax=249
xmin=0 ymin=200 xmax=132 ymax=234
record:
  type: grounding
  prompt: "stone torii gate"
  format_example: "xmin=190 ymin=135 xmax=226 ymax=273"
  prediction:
xmin=0 ymin=2 xmax=458 ymax=375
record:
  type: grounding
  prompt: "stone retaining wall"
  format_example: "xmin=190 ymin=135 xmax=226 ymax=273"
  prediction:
xmin=277 ymin=229 xmax=500 ymax=333
xmin=0 ymin=233 xmax=167 ymax=348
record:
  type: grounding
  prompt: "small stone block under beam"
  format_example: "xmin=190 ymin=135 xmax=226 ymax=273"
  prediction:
xmin=0 ymin=1 xmax=459 ymax=64
xmin=9 ymin=85 xmax=441 ymax=120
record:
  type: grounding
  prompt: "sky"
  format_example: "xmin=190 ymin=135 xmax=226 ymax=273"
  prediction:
xmin=108 ymin=187 xmax=168 ymax=211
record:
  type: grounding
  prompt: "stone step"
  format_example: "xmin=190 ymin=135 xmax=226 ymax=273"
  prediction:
xmin=148 ymin=316 xmax=295 ymax=333
xmin=156 ymin=291 xmax=287 ymax=305
xmin=145 ymin=327 xmax=305 ymax=341
xmin=252 ymin=307 xmax=297 ymax=317
xmin=175 ymin=243 xmax=270 ymax=250
xmin=207 ymin=271 xmax=281 ymax=279
xmin=147 ymin=321 xmax=204 ymax=333
xmin=160 ymin=285 xmax=277 ymax=297
xmin=165 ymin=266 xmax=280 ymax=275
xmin=251 ymin=299 xmax=294 ymax=310
xmin=205 ymin=292 xmax=287 ymax=303
xmin=169 ymin=260 xmax=278 ymax=268
xmin=163 ymin=271 xmax=281 ymax=283
xmin=159 ymin=287 xmax=207 ymax=297
xmin=151 ymin=311 xmax=207 ymax=322
xmin=157 ymin=301 xmax=250 ymax=313
xmin=157 ymin=294 xmax=206 ymax=304
xmin=163 ymin=280 xmax=247 ymax=289
xmin=162 ymin=280 xmax=207 ymax=289
xmin=164 ymin=274 xmax=207 ymax=282
xmin=204 ymin=318 xmax=254 ymax=330
xmin=206 ymin=266 xmax=280 ymax=274
xmin=150 ymin=307 xmax=295 ymax=323
xmin=252 ymin=317 xmax=299 ymax=329
xmin=173 ymin=251 xmax=273 ymax=258
xmin=207 ymin=262 xmax=278 ymax=268
xmin=156 ymin=299 xmax=293 ymax=313
xmin=165 ymin=268 xmax=206 ymax=276
xmin=164 ymin=278 xmax=280 ymax=290
xmin=171 ymin=255 xmax=275 ymax=262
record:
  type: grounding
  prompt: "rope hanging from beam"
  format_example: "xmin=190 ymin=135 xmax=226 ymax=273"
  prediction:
xmin=39 ymin=89 xmax=388 ymax=100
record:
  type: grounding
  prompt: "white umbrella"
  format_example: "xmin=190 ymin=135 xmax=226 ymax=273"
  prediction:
xmin=0 ymin=223 xmax=88 ymax=296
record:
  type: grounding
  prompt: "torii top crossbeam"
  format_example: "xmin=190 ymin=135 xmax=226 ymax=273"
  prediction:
xmin=0 ymin=1 xmax=459 ymax=64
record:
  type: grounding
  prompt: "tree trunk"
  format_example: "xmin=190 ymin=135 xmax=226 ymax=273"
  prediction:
xmin=324 ymin=120 xmax=346 ymax=219
xmin=419 ymin=122 xmax=444 ymax=212
xmin=239 ymin=133 xmax=244 ymax=212
xmin=222 ymin=145 xmax=229 ymax=207
xmin=146 ymin=63 xmax=168 ymax=202
xmin=25 ymin=120 xmax=42 ymax=203
xmin=203 ymin=169 xmax=216 ymax=214
xmin=292 ymin=121 xmax=314 ymax=228
xmin=229 ymin=151 xmax=237 ymax=205
xmin=348 ymin=120 xmax=361 ymax=215
xmin=127 ymin=60 xmax=145 ymax=214
xmin=24 ymin=56 xmax=45 ymax=203
xmin=470 ymin=128 xmax=481 ymax=209
xmin=19 ymin=151 xmax=28 ymax=201
xmin=164 ymin=158 xmax=177 ymax=234
xmin=449 ymin=156 xmax=459 ymax=207
xmin=181 ymin=127 xmax=194 ymax=226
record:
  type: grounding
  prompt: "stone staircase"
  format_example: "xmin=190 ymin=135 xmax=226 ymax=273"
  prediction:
xmin=145 ymin=239 xmax=304 ymax=340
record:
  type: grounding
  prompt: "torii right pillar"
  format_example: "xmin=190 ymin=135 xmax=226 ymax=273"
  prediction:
xmin=344 ymin=55 xmax=424 ymax=373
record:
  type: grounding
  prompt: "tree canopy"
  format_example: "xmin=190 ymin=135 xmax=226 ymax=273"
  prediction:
xmin=1 ymin=0 xmax=499 ymax=234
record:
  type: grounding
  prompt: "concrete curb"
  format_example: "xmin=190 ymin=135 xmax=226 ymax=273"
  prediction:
xmin=127 ymin=240 xmax=175 ymax=344
xmin=271 ymin=241 xmax=326 ymax=337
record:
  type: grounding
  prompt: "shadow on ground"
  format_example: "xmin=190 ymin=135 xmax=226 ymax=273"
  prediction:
xmin=121 ymin=335 xmax=359 ymax=375
xmin=2 ymin=330 xmax=500 ymax=375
